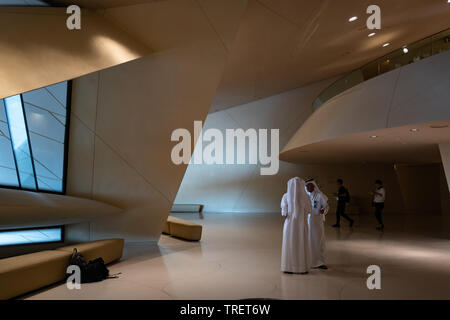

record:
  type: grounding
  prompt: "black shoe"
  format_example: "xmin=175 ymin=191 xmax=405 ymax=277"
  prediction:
xmin=298 ymin=271 xmax=309 ymax=275
xmin=312 ymin=265 xmax=328 ymax=270
xmin=283 ymin=271 xmax=294 ymax=274
xmin=350 ymin=220 xmax=354 ymax=228
xmin=332 ymin=224 xmax=340 ymax=228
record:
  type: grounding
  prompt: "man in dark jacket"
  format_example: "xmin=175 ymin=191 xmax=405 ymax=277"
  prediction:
xmin=332 ymin=179 xmax=354 ymax=228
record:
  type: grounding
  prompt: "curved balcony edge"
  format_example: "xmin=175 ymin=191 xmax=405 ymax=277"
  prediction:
xmin=312 ymin=28 xmax=450 ymax=111
xmin=280 ymin=50 xmax=450 ymax=164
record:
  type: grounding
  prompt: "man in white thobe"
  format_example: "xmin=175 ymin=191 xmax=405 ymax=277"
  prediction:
xmin=305 ymin=179 xmax=329 ymax=270
xmin=281 ymin=177 xmax=312 ymax=274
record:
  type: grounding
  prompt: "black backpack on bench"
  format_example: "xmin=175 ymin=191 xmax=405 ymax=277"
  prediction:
xmin=68 ymin=248 xmax=116 ymax=283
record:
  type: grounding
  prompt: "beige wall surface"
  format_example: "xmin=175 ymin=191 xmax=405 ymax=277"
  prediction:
xmin=174 ymin=82 xmax=406 ymax=216
xmin=0 ymin=6 xmax=149 ymax=99
xmin=395 ymin=164 xmax=449 ymax=216
xmin=66 ymin=0 xmax=246 ymax=242
xmin=394 ymin=163 xmax=450 ymax=236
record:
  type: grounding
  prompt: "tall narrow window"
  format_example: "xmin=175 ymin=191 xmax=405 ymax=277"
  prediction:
xmin=4 ymin=95 xmax=37 ymax=190
xmin=0 ymin=100 xmax=19 ymax=187
xmin=0 ymin=81 xmax=70 ymax=193
xmin=23 ymin=82 xmax=69 ymax=192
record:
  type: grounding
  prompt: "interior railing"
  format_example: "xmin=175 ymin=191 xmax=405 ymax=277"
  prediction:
xmin=312 ymin=28 xmax=450 ymax=110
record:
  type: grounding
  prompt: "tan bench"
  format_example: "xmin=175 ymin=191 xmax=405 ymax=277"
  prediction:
xmin=163 ymin=216 xmax=202 ymax=241
xmin=0 ymin=238 xmax=124 ymax=300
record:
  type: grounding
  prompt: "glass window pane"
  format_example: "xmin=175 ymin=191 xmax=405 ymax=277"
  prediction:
xmin=0 ymin=100 xmax=19 ymax=187
xmin=0 ymin=81 xmax=69 ymax=193
xmin=23 ymin=82 xmax=68 ymax=192
xmin=46 ymin=82 xmax=68 ymax=108
xmin=0 ymin=227 xmax=63 ymax=246
xmin=22 ymin=86 xmax=67 ymax=119
xmin=4 ymin=95 xmax=37 ymax=190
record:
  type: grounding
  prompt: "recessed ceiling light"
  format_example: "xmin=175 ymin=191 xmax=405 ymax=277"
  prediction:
xmin=370 ymin=135 xmax=378 ymax=138
xmin=410 ymin=128 xmax=419 ymax=132
xmin=348 ymin=16 xmax=358 ymax=22
xmin=368 ymin=32 xmax=376 ymax=37
xmin=382 ymin=43 xmax=390 ymax=47
xmin=402 ymin=47 xmax=409 ymax=53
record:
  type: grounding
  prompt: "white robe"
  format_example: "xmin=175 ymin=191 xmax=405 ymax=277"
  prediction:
xmin=281 ymin=178 xmax=312 ymax=273
xmin=307 ymin=189 xmax=329 ymax=267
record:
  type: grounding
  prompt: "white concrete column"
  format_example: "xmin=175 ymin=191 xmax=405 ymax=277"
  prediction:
xmin=439 ymin=143 xmax=450 ymax=193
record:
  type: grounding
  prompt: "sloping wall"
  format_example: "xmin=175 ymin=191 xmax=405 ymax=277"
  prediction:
xmin=66 ymin=0 xmax=247 ymax=242
xmin=0 ymin=6 xmax=149 ymax=99
xmin=174 ymin=81 xmax=406 ymax=215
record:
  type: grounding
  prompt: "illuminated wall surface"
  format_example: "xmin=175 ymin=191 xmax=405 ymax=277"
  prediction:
xmin=0 ymin=81 xmax=69 ymax=193
xmin=0 ymin=227 xmax=62 ymax=246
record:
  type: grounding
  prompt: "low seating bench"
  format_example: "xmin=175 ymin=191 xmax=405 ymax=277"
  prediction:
xmin=163 ymin=216 xmax=202 ymax=241
xmin=57 ymin=239 xmax=124 ymax=265
xmin=0 ymin=238 xmax=124 ymax=300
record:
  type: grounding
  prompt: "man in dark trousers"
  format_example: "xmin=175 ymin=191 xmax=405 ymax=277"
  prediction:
xmin=371 ymin=179 xmax=386 ymax=231
xmin=332 ymin=179 xmax=354 ymax=228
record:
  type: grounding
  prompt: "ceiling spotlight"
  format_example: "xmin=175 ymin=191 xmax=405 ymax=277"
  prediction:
xmin=348 ymin=16 xmax=358 ymax=22
xmin=410 ymin=128 xmax=419 ymax=132
xmin=370 ymin=135 xmax=378 ymax=138
xmin=382 ymin=43 xmax=390 ymax=47
xmin=402 ymin=46 xmax=409 ymax=54
xmin=368 ymin=32 xmax=376 ymax=37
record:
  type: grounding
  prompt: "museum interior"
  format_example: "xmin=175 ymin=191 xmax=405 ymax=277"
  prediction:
xmin=0 ymin=0 xmax=449 ymax=300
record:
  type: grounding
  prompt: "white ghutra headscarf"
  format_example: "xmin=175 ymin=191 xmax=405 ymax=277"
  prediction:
xmin=281 ymin=177 xmax=312 ymax=219
xmin=305 ymin=179 xmax=328 ymax=203
xmin=305 ymin=179 xmax=329 ymax=220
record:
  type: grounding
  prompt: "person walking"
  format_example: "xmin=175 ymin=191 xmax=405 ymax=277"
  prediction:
xmin=371 ymin=179 xmax=386 ymax=231
xmin=332 ymin=179 xmax=354 ymax=228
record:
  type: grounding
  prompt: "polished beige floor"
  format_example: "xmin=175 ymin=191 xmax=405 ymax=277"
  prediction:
xmin=27 ymin=212 xmax=450 ymax=300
